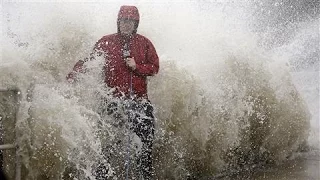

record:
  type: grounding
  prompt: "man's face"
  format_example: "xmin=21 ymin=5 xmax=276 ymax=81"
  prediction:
xmin=119 ymin=19 xmax=135 ymax=35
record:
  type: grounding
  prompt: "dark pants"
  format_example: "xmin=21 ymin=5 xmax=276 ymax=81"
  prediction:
xmin=95 ymin=99 xmax=155 ymax=180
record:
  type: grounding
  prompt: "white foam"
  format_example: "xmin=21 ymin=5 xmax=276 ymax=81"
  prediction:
xmin=1 ymin=1 xmax=318 ymax=179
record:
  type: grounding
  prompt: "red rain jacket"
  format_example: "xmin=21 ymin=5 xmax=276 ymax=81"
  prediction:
xmin=67 ymin=33 xmax=159 ymax=99
xmin=67 ymin=6 xmax=159 ymax=99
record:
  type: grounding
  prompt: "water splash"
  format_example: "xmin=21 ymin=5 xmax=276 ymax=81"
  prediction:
xmin=0 ymin=1 xmax=317 ymax=179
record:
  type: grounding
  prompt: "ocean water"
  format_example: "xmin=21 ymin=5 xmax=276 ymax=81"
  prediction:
xmin=0 ymin=0 xmax=318 ymax=179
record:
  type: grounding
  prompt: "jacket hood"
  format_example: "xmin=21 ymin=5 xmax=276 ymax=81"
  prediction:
xmin=117 ymin=5 xmax=140 ymax=34
xmin=118 ymin=5 xmax=140 ymax=21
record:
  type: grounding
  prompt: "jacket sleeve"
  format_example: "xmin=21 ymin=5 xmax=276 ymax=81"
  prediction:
xmin=134 ymin=39 xmax=159 ymax=76
xmin=66 ymin=38 xmax=105 ymax=83
xmin=66 ymin=60 xmax=85 ymax=83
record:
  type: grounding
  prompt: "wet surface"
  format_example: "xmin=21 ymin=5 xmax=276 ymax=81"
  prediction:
xmin=253 ymin=151 xmax=320 ymax=180
xmin=210 ymin=150 xmax=320 ymax=180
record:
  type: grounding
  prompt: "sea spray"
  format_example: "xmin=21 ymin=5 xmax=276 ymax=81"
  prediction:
xmin=0 ymin=1 xmax=315 ymax=179
xmin=148 ymin=54 xmax=310 ymax=179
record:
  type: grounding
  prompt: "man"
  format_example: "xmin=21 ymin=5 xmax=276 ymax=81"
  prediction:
xmin=67 ymin=5 xmax=159 ymax=179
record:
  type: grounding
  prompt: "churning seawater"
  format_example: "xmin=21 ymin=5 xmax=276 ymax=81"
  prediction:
xmin=0 ymin=0 xmax=319 ymax=179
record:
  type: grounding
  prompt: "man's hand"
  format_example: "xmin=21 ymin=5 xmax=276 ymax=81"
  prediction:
xmin=125 ymin=57 xmax=136 ymax=70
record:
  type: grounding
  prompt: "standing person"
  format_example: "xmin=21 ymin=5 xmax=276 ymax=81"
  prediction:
xmin=67 ymin=5 xmax=159 ymax=180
